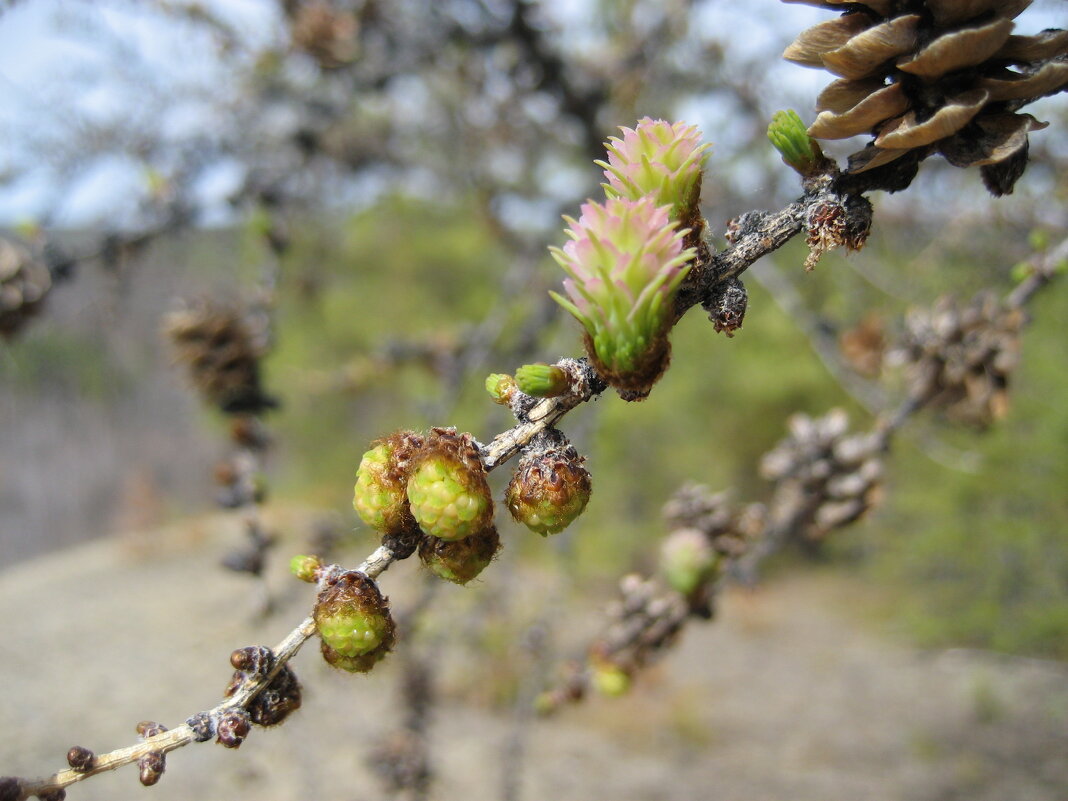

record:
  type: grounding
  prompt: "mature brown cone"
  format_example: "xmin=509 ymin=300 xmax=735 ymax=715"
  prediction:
xmin=891 ymin=291 xmax=1024 ymax=427
xmin=0 ymin=237 xmax=52 ymax=339
xmin=288 ymin=1 xmax=360 ymax=69
xmin=783 ymin=0 xmax=1068 ymax=194
xmin=164 ymin=301 xmax=276 ymax=414
xmin=760 ymin=409 xmax=884 ymax=541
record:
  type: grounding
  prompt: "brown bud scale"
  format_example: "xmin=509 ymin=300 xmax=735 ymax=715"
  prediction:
xmin=138 ymin=751 xmax=166 ymax=787
xmin=66 ymin=746 xmax=94 ymax=772
xmin=216 ymin=709 xmax=252 ymax=748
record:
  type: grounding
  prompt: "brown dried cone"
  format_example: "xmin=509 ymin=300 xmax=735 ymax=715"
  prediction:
xmin=839 ymin=312 xmax=887 ymax=377
xmin=314 ymin=571 xmax=395 ymax=673
xmin=0 ymin=237 xmax=52 ymax=339
xmin=505 ymin=430 xmax=592 ymax=536
xmin=761 ymin=409 xmax=884 ymax=541
xmin=288 ymin=0 xmax=360 ymax=69
xmin=662 ymin=483 xmax=766 ymax=560
xmin=890 ymin=291 xmax=1025 ymax=427
xmin=164 ymin=300 xmax=276 ymax=414
xmin=418 ymin=525 xmax=501 ymax=584
xmin=589 ymin=574 xmax=690 ymax=689
xmin=783 ymin=0 xmax=1068 ymax=194
xmin=660 ymin=484 xmax=765 ymax=616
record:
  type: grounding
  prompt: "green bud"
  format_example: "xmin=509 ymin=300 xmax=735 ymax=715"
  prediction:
xmin=418 ymin=525 xmax=501 ymax=584
xmin=406 ymin=428 xmax=494 ymax=541
xmin=1010 ymin=261 xmax=1034 ymax=283
xmin=768 ymin=110 xmax=825 ymax=177
xmin=313 ymin=571 xmax=394 ymax=673
xmin=660 ymin=528 xmax=720 ymax=596
xmin=591 ymin=663 xmax=630 ymax=697
xmin=514 ymin=363 xmax=569 ymax=397
xmin=289 ymin=554 xmax=324 ymax=583
xmin=485 ymin=373 xmax=517 ymax=404
xmin=1028 ymin=228 xmax=1050 ymax=253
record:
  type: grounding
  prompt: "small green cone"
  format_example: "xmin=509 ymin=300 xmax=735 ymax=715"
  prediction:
xmin=289 ymin=554 xmax=324 ymax=583
xmin=768 ymin=110 xmax=826 ymax=177
xmin=418 ymin=525 xmax=500 ymax=584
xmin=591 ymin=662 xmax=630 ymax=697
xmin=659 ymin=528 xmax=720 ymax=597
xmin=505 ymin=438 xmax=591 ymax=536
xmin=406 ymin=428 xmax=493 ymax=541
xmin=313 ymin=571 xmax=394 ymax=673
xmin=514 ymin=363 xmax=569 ymax=397
xmin=352 ymin=430 xmax=425 ymax=534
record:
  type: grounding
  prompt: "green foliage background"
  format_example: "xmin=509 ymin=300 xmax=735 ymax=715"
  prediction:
xmin=261 ymin=195 xmax=1068 ymax=660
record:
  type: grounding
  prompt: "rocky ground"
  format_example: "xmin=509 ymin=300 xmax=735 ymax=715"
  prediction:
xmin=2 ymin=512 xmax=1067 ymax=801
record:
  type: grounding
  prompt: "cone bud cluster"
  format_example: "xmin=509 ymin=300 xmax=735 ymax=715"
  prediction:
xmin=314 ymin=570 xmax=394 ymax=673
xmin=418 ymin=524 xmax=501 ymax=584
xmin=505 ymin=431 xmax=591 ymax=536
xmin=0 ymin=777 xmax=21 ymax=801
xmin=248 ymin=665 xmax=302 ymax=726
xmin=405 ymin=428 xmax=493 ymax=542
xmin=186 ymin=712 xmax=214 ymax=742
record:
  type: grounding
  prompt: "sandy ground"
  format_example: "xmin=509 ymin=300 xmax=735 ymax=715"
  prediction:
xmin=2 ymin=514 xmax=1068 ymax=801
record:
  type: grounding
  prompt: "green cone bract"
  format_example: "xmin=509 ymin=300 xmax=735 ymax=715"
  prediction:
xmin=406 ymin=428 xmax=493 ymax=541
xmin=418 ymin=525 xmax=501 ymax=584
xmin=505 ymin=442 xmax=591 ymax=536
xmin=353 ymin=430 xmax=425 ymax=533
xmin=314 ymin=571 xmax=394 ymax=673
